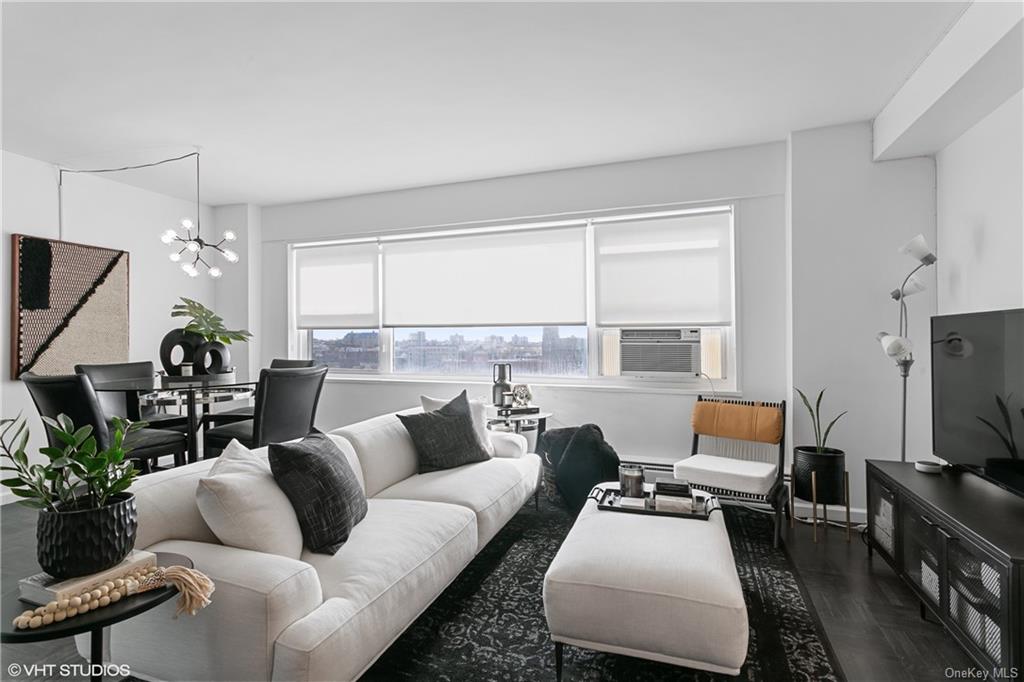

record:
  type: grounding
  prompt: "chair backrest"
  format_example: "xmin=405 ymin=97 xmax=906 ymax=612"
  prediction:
xmin=22 ymin=373 xmax=112 ymax=450
xmin=251 ymin=365 xmax=328 ymax=447
xmin=691 ymin=396 xmax=787 ymax=472
xmin=269 ymin=358 xmax=316 ymax=369
xmin=75 ymin=361 xmax=155 ymax=421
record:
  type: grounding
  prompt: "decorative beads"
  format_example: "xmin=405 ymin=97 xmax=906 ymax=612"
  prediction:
xmin=12 ymin=566 xmax=162 ymax=630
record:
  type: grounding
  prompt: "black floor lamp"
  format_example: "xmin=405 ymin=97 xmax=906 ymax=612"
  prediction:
xmin=877 ymin=234 xmax=937 ymax=463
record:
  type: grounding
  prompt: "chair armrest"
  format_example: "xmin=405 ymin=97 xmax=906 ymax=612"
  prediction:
xmin=490 ymin=431 xmax=528 ymax=458
xmin=79 ymin=540 xmax=323 ymax=682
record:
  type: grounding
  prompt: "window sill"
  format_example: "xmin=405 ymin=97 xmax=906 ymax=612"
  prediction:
xmin=321 ymin=372 xmax=739 ymax=397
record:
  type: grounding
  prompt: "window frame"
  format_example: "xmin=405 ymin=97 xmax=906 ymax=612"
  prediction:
xmin=291 ymin=202 xmax=740 ymax=391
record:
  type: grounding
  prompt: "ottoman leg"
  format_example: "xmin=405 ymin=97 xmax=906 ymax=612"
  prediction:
xmin=555 ymin=641 xmax=564 ymax=681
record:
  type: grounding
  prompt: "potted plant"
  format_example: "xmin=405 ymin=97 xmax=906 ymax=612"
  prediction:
xmin=0 ymin=414 xmax=144 ymax=579
xmin=159 ymin=297 xmax=252 ymax=376
xmin=793 ymin=388 xmax=848 ymax=505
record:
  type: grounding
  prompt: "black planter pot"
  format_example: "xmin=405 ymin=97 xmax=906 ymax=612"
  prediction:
xmin=36 ymin=493 xmax=138 ymax=579
xmin=793 ymin=446 xmax=846 ymax=505
xmin=159 ymin=329 xmax=206 ymax=376
xmin=194 ymin=340 xmax=231 ymax=375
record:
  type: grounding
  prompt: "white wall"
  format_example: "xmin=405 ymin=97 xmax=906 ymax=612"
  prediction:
xmin=788 ymin=121 xmax=937 ymax=511
xmin=211 ymin=204 xmax=262 ymax=381
xmin=1 ymin=150 xmax=215 ymax=484
xmin=262 ymin=144 xmax=788 ymax=464
xmin=936 ymin=90 xmax=1024 ymax=314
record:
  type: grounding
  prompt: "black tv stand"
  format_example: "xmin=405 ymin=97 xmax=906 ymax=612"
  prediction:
xmin=866 ymin=460 xmax=1024 ymax=672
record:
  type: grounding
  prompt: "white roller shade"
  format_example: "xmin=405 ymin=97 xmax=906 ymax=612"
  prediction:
xmin=294 ymin=243 xmax=379 ymax=328
xmin=383 ymin=228 xmax=586 ymax=326
xmin=595 ymin=211 xmax=733 ymax=326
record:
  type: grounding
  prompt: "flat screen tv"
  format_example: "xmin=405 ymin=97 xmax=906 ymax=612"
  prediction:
xmin=932 ymin=308 xmax=1024 ymax=496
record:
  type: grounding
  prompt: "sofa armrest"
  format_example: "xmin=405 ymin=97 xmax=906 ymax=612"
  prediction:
xmin=490 ymin=431 xmax=528 ymax=458
xmin=78 ymin=540 xmax=323 ymax=682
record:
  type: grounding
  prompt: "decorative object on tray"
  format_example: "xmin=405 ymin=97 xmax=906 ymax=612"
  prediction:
xmin=492 ymin=363 xmax=512 ymax=406
xmin=11 ymin=560 xmax=214 ymax=630
xmin=511 ymin=384 xmax=532 ymax=407
xmin=591 ymin=485 xmax=720 ymax=520
xmin=10 ymin=234 xmax=129 ymax=376
xmin=160 ymin=297 xmax=251 ymax=376
xmin=0 ymin=414 xmax=144 ymax=579
xmin=618 ymin=464 xmax=644 ymax=497
xmin=791 ymin=387 xmax=850 ymax=542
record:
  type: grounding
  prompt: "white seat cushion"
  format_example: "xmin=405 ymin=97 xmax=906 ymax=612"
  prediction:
xmin=374 ymin=454 xmax=541 ymax=549
xmin=673 ymin=453 xmax=777 ymax=496
xmin=543 ymin=484 xmax=748 ymax=674
xmin=300 ymin=497 xmax=477 ymax=602
xmin=276 ymin=498 xmax=478 ymax=681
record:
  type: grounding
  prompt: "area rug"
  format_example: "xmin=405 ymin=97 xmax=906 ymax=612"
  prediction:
xmin=364 ymin=499 xmax=844 ymax=681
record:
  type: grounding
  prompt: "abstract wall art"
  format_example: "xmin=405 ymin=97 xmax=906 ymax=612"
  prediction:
xmin=11 ymin=234 xmax=129 ymax=376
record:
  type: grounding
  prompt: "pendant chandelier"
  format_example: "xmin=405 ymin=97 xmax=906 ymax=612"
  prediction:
xmin=58 ymin=150 xmax=238 ymax=278
xmin=159 ymin=151 xmax=237 ymax=278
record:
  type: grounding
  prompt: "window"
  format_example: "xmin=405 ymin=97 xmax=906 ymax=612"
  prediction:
xmin=311 ymin=329 xmax=380 ymax=370
xmin=293 ymin=205 xmax=736 ymax=384
xmin=393 ymin=326 xmax=587 ymax=376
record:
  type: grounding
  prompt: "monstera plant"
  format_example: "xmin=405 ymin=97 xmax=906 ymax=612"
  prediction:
xmin=160 ymin=298 xmax=252 ymax=376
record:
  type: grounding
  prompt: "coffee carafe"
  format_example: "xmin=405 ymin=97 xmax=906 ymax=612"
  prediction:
xmin=492 ymin=363 xmax=512 ymax=406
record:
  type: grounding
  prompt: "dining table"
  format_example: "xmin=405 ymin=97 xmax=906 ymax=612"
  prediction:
xmin=90 ymin=374 xmax=257 ymax=463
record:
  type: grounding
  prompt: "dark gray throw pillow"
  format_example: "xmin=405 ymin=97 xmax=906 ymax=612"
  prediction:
xmin=268 ymin=430 xmax=368 ymax=554
xmin=398 ymin=390 xmax=491 ymax=473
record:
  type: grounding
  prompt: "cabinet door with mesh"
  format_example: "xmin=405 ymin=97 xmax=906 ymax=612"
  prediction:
xmin=867 ymin=472 xmax=898 ymax=565
xmin=945 ymin=537 xmax=1009 ymax=668
xmin=901 ymin=499 xmax=942 ymax=608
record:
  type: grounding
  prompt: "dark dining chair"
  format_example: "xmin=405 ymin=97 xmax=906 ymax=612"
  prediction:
xmin=204 ymin=365 xmax=328 ymax=456
xmin=204 ymin=358 xmax=317 ymax=428
xmin=21 ymin=373 xmax=188 ymax=473
xmin=75 ymin=361 xmax=187 ymax=430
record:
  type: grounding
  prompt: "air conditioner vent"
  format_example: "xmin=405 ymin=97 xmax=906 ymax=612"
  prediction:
xmin=619 ymin=328 xmax=701 ymax=376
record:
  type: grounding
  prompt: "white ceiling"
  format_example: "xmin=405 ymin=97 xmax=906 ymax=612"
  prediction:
xmin=2 ymin=2 xmax=967 ymax=207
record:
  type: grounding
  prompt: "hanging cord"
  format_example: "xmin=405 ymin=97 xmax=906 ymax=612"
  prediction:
xmin=700 ymin=372 xmax=718 ymax=400
xmin=57 ymin=151 xmax=200 ymax=240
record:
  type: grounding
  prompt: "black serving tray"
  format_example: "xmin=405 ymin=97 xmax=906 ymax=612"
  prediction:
xmin=590 ymin=487 xmax=721 ymax=520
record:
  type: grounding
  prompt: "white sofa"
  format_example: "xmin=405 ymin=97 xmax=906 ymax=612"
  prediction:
xmin=78 ymin=408 xmax=541 ymax=681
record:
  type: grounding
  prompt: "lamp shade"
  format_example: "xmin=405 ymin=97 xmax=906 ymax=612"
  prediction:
xmin=877 ymin=332 xmax=913 ymax=359
xmin=890 ymin=273 xmax=927 ymax=300
xmin=898 ymin=234 xmax=937 ymax=265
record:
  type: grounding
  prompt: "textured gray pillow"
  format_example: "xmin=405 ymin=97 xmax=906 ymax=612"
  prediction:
xmin=269 ymin=430 xmax=368 ymax=554
xmin=398 ymin=391 xmax=491 ymax=473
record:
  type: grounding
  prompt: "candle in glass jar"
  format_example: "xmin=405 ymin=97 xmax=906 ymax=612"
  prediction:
xmin=619 ymin=464 xmax=645 ymax=498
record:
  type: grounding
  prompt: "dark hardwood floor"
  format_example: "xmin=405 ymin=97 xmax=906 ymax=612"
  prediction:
xmin=783 ymin=515 xmax=975 ymax=681
xmin=1 ymin=500 xmax=976 ymax=682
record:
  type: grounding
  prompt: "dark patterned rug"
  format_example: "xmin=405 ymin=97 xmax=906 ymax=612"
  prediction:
xmin=364 ymin=500 xmax=844 ymax=681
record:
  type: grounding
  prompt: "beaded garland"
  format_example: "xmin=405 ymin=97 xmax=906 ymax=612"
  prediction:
xmin=12 ymin=564 xmax=214 ymax=630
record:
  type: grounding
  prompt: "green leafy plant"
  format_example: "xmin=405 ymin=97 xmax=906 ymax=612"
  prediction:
xmin=0 ymin=414 xmax=144 ymax=511
xmin=796 ymin=388 xmax=848 ymax=453
xmin=977 ymin=393 xmax=1021 ymax=460
xmin=171 ymin=297 xmax=252 ymax=344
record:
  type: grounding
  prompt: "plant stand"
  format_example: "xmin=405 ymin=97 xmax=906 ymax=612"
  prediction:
xmin=790 ymin=464 xmax=851 ymax=543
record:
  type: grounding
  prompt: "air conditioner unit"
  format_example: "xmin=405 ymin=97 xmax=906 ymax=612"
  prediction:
xmin=619 ymin=328 xmax=701 ymax=377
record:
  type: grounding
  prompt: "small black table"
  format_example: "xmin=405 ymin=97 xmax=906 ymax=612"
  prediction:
xmin=92 ymin=375 xmax=256 ymax=462
xmin=1 ymin=552 xmax=192 ymax=682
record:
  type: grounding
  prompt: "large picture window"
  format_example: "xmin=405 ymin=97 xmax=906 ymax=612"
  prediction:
xmin=293 ymin=205 xmax=736 ymax=383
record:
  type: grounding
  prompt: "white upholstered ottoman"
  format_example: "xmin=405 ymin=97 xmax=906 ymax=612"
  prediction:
xmin=543 ymin=485 xmax=749 ymax=677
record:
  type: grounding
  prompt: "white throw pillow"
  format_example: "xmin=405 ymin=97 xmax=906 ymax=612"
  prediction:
xmin=195 ymin=439 xmax=304 ymax=558
xmin=420 ymin=394 xmax=495 ymax=456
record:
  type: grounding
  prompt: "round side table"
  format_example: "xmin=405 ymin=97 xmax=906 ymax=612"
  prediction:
xmin=1 ymin=552 xmax=192 ymax=682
